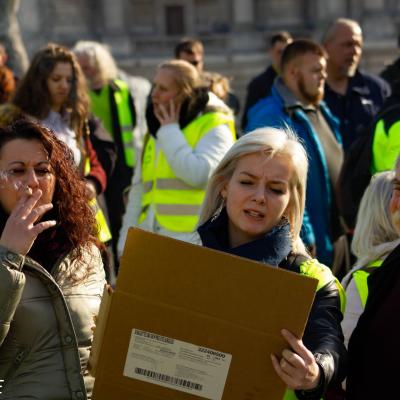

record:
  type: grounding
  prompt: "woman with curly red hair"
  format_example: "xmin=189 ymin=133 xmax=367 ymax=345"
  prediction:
xmin=0 ymin=120 xmax=106 ymax=399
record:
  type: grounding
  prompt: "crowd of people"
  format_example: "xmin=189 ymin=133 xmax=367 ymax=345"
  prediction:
xmin=0 ymin=14 xmax=399 ymax=400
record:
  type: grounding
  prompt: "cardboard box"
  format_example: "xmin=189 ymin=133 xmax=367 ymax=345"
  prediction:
xmin=91 ymin=228 xmax=317 ymax=400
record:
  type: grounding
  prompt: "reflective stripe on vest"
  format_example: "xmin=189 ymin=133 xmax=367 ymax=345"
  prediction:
xmin=353 ymin=259 xmax=383 ymax=307
xmin=113 ymin=79 xmax=136 ymax=167
xmin=90 ymin=80 xmax=136 ymax=167
xmin=371 ymin=118 xmax=400 ymax=174
xmin=140 ymin=111 xmax=235 ymax=232
xmin=85 ymin=157 xmax=112 ymax=243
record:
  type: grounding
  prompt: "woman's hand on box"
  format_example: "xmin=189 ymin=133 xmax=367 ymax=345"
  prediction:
xmin=270 ymin=329 xmax=321 ymax=391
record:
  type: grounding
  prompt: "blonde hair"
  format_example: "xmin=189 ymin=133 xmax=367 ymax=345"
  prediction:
xmin=352 ymin=171 xmax=399 ymax=266
xmin=202 ymin=71 xmax=230 ymax=101
xmin=157 ymin=59 xmax=202 ymax=101
xmin=72 ymin=40 xmax=118 ymax=83
xmin=199 ymin=127 xmax=309 ymax=253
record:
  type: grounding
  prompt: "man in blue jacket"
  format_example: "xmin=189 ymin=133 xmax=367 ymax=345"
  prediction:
xmin=246 ymin=39 xmax=344 ymax=270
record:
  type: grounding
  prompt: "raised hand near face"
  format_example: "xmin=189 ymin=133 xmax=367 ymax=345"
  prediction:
xmin=154 ymin=99 xmax=181 ymax=126
xmin=0 ymin=186 xmax=56 ymax=255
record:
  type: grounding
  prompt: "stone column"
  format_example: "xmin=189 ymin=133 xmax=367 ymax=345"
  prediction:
xmin=100 ymin=0 xmax=125 ymax=34
xmin=100 ymin=0 xmax=132 ymax=58
xmin=362 ymin=0 xmax=396 ymax=40
xmin=232 ymin=0 xmax=254 ymax=31
xmin=0 ymin=0 xmax=29 ymax=77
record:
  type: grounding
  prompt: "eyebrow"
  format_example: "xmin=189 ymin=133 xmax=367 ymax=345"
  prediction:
xmin=8 ymin=161 xmax=51 ymax=167
xmin=238 ymin=171 xmax=287 ymax=184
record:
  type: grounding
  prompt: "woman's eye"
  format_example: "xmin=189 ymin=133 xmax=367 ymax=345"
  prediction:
xmin=271 ymin=188 xmax=284 ymax=194
xmin=240 ymin=180 xmax=253 ymax=185
xmin=9 ymin=169 xmax=25 ymax=175
xmin=35 ymin=169 xmax=51 ymax=176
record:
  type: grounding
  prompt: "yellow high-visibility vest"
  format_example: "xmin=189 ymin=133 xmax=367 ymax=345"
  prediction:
xmin=90 ymin=79 xmax=136 ymax=167
xmin=140 ymin=111 xmax=235 ymax=232
xmin=84 ymin=158 xmax=112 ymax=243
xmin=353 ymin=260 xmax=382 ymax=307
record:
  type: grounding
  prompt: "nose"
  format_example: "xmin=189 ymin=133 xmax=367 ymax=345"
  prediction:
xmin=26 ymin=169 xmax=40 ymax=189
xmin=252 ymin=184 xmax=266 ymax=204
xmin=60 ymin=79 xmax=69 ymax=90
xmin=350 ymin=44 xmax=361 ymax=58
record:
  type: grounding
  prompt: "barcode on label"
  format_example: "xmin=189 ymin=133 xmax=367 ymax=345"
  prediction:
xmin=134 ymin=367 xmax=203 ymax=391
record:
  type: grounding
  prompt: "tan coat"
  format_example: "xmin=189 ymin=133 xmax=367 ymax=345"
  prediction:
xmin=0 ymin=244 xmax=106 ymax=400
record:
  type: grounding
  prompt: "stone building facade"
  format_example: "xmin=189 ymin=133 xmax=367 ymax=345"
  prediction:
xmin=15 ymin=0 xmax=400 ymax=103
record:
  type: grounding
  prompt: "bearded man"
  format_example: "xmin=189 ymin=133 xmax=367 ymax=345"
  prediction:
xmin=323 ymin=18 xmax=390 ymax=151
xmin=245 ymin=39 xmax=345 ymax=271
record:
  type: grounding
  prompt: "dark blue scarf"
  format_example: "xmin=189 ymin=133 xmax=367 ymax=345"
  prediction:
xmin=197 ymin=208 xmax=292 ymax=266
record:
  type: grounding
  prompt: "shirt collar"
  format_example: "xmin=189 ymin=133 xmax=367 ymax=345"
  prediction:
xmin=275 ymin=77 xmax=317 ymax=112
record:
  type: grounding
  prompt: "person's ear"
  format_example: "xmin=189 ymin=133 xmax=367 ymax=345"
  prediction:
xmin=221 ymin=188 xmax=227 ymax=199
xmin=220 ymin=182 xmax=228 ymax=200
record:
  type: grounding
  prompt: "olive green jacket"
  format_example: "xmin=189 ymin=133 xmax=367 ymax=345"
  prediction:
xmin=0 ymin=244 xmax=106 ymax=400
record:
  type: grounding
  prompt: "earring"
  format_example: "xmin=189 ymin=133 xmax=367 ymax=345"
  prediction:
xmin=211 ymin=197 xmax=226 ymax=221
xmin=219 ymin=196 xmax=226 ymax=212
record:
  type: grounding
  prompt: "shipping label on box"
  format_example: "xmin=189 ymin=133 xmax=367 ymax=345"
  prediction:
xmin=123 ymin=328 xmax=232 ymax=400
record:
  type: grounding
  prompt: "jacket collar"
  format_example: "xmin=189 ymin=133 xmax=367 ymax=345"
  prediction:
xmin=272 ymin=78 xmax=342 ymax=145
xmin=274 ymin=77 xmax=316 ymax=110
xmin=197 ymin=208 xmax=292 ymax=266
xmin=325 ymin=69 xmax=371 ymax=97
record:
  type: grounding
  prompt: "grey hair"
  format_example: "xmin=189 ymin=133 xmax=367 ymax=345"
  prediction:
xmin=322 ymin=18 xmax=362 ymax=44
xmin=198 ymin=127 xmax=309 ymax=253
xmin=352 ymin=170 xmax=400 ymax=267
xmin=72 ymin=40 xmax=118 ymax=82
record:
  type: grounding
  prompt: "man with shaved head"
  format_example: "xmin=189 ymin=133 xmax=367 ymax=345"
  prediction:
xmin=323 ymin=18 xmax=390 ymax=151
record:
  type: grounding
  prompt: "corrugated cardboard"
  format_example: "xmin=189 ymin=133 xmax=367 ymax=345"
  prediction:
xmin=91 ymin=228 xmax=318 ymax=400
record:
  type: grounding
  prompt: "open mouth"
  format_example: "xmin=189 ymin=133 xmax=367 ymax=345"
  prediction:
xmin=245 ymin=209 xmax=265 ymax=219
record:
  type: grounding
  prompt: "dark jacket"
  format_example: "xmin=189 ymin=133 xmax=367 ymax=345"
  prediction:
xmin=197 ymin=209 xmax=347 ymax=399
xmin=380 ymin=56 xmax=400 ymax=90
xmin=241 ymin=65 xmax=277 ymax=130
xmin=346 ymin=243 xmax=400 ymax=399
xmin=324 ymin=70 xmax=390 ymax=151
